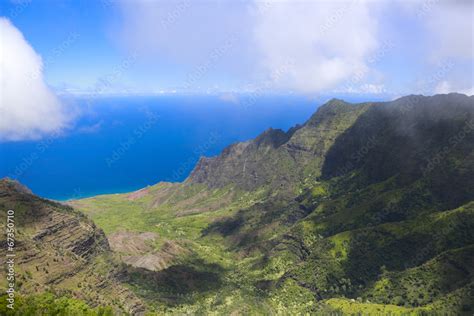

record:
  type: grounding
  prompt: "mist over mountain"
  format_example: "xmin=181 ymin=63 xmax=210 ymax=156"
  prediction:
xmin=2 ymin=93 xmax=473 ymax=315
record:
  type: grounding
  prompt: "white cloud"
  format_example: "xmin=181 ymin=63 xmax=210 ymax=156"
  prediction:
xmin=424 ymin=1 xmax=473 ymax=95
xmin=77 ymin=120 xmax=103 ymax=134
xmin=423 ymin=0 xmax=474 ymax=61
xmin=116 ymin=0 xmax=471 ymax=95
xmin=342 ymin=83 xmax=386 ymax=94
xmin=251 ymin=0 xmax=379 ymax=93
xmin=434 ymin=80 xmax=451 ymax=94
xmin=435 ymin=80 xmax=474 ymax=96
xmin=117 ymin=0 xmax=380 ymax=93
xmin=397 ymin=1 xmax=473 ymax=95
xmin=0 ymin=18 xmax=70 ymax=141
xmin=218 ymin=92 xmax=239 ymax=104
xmin=117 ymin=0 xmax=251 ymax=67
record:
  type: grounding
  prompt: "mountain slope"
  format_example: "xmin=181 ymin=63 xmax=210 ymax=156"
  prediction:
xmin=188 ymin=99 xmax=373 ymax=192
xmin=0 ymin=179 xmax=145 ymax=315
xmin=68 ymin=93 xmax=474 ymax=314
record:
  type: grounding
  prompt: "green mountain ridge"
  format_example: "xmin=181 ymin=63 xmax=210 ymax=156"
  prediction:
xmin=188 ymin=97 xmax=373 ymax=192
xmin=2 ymin=93 xmax=473 ymax=315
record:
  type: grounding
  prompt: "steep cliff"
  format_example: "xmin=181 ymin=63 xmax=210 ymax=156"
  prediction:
xmin=0 ymin=178 xmax=145 ymax=315
xmin=187 ymin=99 xmax=373 ymax=191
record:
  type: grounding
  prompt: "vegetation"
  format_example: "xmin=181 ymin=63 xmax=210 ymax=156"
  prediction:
xmin=3 ymin=94 xmax=473 ymax=314
xmin=0 ymin=293 xmax=114 ymax=316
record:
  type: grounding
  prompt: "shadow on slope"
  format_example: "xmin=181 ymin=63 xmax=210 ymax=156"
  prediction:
xmin=119 ymin=258 xmax=225 ymax=307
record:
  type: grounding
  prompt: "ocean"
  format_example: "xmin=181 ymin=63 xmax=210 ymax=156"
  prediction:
xmin=0 ymin=94 xmax=388 ymax=200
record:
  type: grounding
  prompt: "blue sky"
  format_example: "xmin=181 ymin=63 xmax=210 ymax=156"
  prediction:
xmin=1 ymin=0 xmax=473 ymax=95
xmin=0 ymin=0 xmax=473 ymax=141
xmin=1 ymin=0 xmax=125 ymax=89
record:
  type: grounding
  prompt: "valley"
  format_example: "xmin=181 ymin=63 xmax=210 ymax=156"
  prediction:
xmin=2 ymin=94 xmax=473 ymax=315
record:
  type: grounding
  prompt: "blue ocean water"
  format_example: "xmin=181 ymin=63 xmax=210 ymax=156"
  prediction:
xmin=0 ymin=94 xmax=387 ymax=200
xmin=0 ymin=95 xmax=315 ymax=200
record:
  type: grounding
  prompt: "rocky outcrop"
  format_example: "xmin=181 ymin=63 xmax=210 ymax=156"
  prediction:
xmin=187 ymin=99 xmax=373 ymax=191
xmin=0 ymin=178 xmax=146 ymax=315
xmin=32 ymin=210 xmax=110 ymax=259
